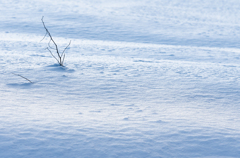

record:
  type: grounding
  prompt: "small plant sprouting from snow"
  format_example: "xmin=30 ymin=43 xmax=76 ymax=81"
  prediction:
xmin=41 ymin=16 xmax=71 ymax=67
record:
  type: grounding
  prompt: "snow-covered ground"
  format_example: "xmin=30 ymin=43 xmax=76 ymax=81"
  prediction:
xmin=1 ymin=0 xmax=240 ymax=157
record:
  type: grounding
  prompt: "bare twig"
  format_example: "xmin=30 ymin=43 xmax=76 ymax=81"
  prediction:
xmin=48 ymin=39 xmax=56 ymax=50
xmin=61 ymin=40 xmax=71 ymax=58
xmin=41 ymin=16 xmax=71 ymax=66
xmin=40 ymin=31 xmax=48 ymax=42
xmin=62 ymin=53 xmax=66 ymax=65
xmin=46 ymin=47 xmax=60 ymax=65
xmin=12 ymin=73 xmax=32 ymax=83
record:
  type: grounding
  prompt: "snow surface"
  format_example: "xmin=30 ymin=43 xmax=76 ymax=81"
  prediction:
xmin=1 ymin=0 xmax=240 ymax=157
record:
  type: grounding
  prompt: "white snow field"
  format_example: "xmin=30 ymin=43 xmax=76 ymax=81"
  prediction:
xmin=1 ymin=0 xmax=240 ymax=157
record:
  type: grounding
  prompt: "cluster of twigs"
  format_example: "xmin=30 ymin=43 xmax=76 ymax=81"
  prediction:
xmin=12 ymin=16 xmax=72 ymax=83
xmin=41 ymin=16 xmax=71 ymax=66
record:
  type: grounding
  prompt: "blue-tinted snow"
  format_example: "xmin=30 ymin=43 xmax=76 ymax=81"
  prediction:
xmin=1 ymin=0 xmax=240 ymax=157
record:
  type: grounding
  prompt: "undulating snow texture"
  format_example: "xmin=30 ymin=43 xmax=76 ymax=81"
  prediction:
xmin=1 ymin=0 xmax=240 ymax=157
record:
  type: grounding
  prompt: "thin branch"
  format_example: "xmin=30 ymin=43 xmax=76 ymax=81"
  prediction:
xmin=41 ymin=16 xmax=71 ymax=66
xmin=46 ymin=47 xmax=61 ymax=65
xmin=62 ymin=53 xmax=66 ymax=65
xmin=40 ymin=31 xmax=48 ymax=42
xmin=48 ymin=39 xmax=56 ymax=50
xmin=12 ymin=73 xmax=32 ymax=83
xmin=41 ymin=16 xmax=60 ymax=58
xmin=61 ymin=40 xmax=71 ymax=58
